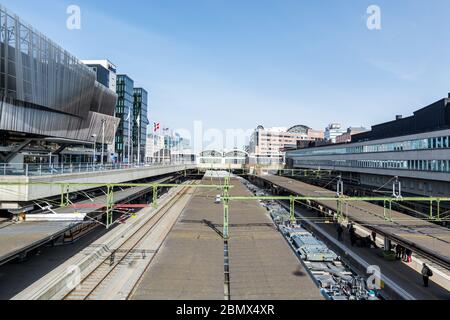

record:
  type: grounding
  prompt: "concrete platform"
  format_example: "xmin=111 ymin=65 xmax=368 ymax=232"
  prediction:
xmin=0 ymin=221 xmax=75 ymax=266
xmin=289 ymin=201 xmax=450 ymax=299
xmin=131 ymin=177 xmax=322 ymax=300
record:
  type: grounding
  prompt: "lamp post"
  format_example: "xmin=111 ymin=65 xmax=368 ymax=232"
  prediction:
xmin=91 ymin=134 xmax=97 ymax=167
xmin=137 ymin=115 xmax=141 ymax=165
xmin=127 ymin=110 xmax=131 ymax=164
xmin=101 ymin=119 xmax=106 ymax=166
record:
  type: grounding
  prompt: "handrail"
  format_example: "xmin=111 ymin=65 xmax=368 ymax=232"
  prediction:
xmin=0 ymin=162 xmax=196 ymax=177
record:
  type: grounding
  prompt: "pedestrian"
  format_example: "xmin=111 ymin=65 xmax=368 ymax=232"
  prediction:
xmin=395 ymin=245 xmax=402 ymax=260
xmin=421 ymin=263 xmax=433 ymax=287
xmin=371 ymin=231 xmax=377 ymax=243
xmin=401 ymin=246 xmax=407 ymax=262
xmin=337 ymin=224 xmax=344 ymax=241
xmin=347 ymin=222 xmax=353 ymax=231
xmin=349 ymin=224 xmax=357 ymax=246
xmin=405 ymin=249 xmax=413 ymax=263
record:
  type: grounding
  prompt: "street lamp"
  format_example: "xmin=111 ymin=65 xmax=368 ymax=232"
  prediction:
xmin=91 ymin=134 xmax=97 ymax=167
xmin=101 ymin=119 xmax=106 ymax=167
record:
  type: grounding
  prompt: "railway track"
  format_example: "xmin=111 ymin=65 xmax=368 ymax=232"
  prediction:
xmin=63 ymin=182 xmax=195 ymax=300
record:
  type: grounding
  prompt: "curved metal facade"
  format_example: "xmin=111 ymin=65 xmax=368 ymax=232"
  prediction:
xmin=0 ymin=5 xmax=118 ymax=143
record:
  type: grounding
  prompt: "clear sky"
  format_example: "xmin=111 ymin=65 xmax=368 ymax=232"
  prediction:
xmin=3 ymin=0 xmax=450 ymax=147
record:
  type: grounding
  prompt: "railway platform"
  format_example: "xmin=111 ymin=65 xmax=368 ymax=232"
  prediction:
xmin=252 ymin=174 xmax=450 ymax=299
xmin=131 ymin=177 xmax=323 ymax=300
xmin=0 ymin=177 xmax=172 ymax=266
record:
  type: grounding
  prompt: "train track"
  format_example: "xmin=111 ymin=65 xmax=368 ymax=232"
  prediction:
xmin=63 ymin=182 xmax=195 ymax=300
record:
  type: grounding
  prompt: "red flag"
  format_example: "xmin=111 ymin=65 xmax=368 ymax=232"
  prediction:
xmin=154 ymin=122 xmax=160 ymax=132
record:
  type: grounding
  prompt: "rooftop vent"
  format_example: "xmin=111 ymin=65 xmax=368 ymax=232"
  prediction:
xmin=396 ymin=115 xmax=403 ymax=120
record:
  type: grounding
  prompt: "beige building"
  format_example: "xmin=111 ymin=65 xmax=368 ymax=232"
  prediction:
xmin=248 ymin=125 xmax=324 ymax=165
xmin=336 ymin=127 xmax=369 ymax=144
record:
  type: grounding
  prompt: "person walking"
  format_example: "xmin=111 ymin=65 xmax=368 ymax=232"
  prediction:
xmin=405 ymin=249 xmax=413 ymax=263
xmin=421 ymin=263 xmax=433 ymax=287
xmin=395 ymin=245 xmax=402 ymax=260
xmin=337 ymin=224 xmax=344 ymax=241
xmin=371 ymin=231 xmax=377 ymax=243
xmin=401 ymin=246 xmax=407 ymax=262
xmin=349 ymin=224 xmax=357 ymax=246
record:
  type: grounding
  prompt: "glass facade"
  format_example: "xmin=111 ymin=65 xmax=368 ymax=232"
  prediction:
xmin=115 ymin=75 xmax=134 ymax=162
xmin=0 ymin=6 xmax=119 ymax=146
xmin=289 ymin=134 xmax=450 ymax=157
xmin=294 ymin=159 xmax=450 ymax=173
xmin=133 ymin=88 xmax=149 ymax=163
xmin=0 ymin=5 xmax=95 ymax=118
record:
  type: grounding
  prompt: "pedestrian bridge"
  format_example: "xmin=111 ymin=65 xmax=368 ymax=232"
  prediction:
xmin=0 ymin=160 xmax=284 ymax=207
xmin=196 ymin=150 xmax=284 ymax=172
xmin=0 ymin=164 xmax=196 ymax=205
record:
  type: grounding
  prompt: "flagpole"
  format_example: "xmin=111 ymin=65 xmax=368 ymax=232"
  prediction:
xmin=152 ymin=122 xmax=155 ymax=164
xmin=137 ymin=120 xmax=140 ymax=165
xmin=136 ymin=114 xmax=141 ymax=165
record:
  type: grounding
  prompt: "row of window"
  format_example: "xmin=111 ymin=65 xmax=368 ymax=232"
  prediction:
xmin=289 ymin=135 xmax=450 ymax=157
xmin=294 ymin=159 xmax=450 ymax=173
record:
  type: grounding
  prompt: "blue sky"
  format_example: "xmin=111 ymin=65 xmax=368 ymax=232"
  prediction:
xmin=4 ymin=0 xmax=450 ymax=141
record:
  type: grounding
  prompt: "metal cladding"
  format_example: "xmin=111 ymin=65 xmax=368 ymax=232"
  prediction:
xmin=90 ymin=82 xmax=117 ymax=117
xmin=0 ymin=101 xmax=119 ymax=143
xmin=0 ymin=5 xmax=119 ymax=143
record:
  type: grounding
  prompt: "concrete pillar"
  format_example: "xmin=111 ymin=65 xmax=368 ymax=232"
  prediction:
xmin=384 ymin=237 xmax=391 ymax=252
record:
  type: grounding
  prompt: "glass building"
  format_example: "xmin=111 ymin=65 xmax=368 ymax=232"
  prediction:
xmin=133 ymin=88 xmax=149 ymax=163
xmin=0 ymin=5 xmax=119 ymax=164
xmin=286 ymin=95 xmax=450 ymax=198
xmin=115 ymin=75 xmax=134 ymax=163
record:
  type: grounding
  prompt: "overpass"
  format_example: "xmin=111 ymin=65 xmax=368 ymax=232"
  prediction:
xmin=0 ymin=161 xmax=287 ymax=208
xmin=0 ymin=163 xmax=196 ymax=208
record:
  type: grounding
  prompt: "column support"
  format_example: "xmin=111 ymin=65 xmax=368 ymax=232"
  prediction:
xmin=223 ymin=176 xmax=230 ymax=240
xmin=106 ymin=185 xmax=114 ymax=229
xmin=290 ymin=195 xmax=296 ymax=225
xmin=152 ymin=185 xmax=158 ymax=208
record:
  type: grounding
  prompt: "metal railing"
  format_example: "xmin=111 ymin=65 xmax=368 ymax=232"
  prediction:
xmin=0 ymin=161 xmax=196 ymax=177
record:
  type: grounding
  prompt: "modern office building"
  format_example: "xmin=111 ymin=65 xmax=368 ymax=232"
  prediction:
xmin=286 ymin=94 xmax=450 ymax=202
xmin=0 ymin=5 xmax=119 ymax=165
xmin=133 ymin=88 xmax=149 ymax=163
xmin=115 ymin=75 xmax=134 ymax=163
xmin=81 ymin=60 xmax=117 ymax=92
xmin=248 ymin=125 xmax=324 ymax=165
xmin=324 ymin=123 xmax=346 ymax=143
xmin=81 ymin=59 xmax=118 ymax=162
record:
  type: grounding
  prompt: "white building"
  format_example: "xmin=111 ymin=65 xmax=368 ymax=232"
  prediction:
xmin=145 ymin=132 xmax=195 ymax=163
xmin=324 ymin=123 xmax=345 ymax=143
xmin=145 ymin=133 xmax=166 ymax=163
